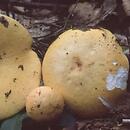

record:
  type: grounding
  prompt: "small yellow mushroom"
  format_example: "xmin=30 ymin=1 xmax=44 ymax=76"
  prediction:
xmin=26 ymin=87 xmax=64 ymax=121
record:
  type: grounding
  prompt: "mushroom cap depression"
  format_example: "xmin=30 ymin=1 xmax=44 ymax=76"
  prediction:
xmin=26 ymin=87 xmax=64 ymax=121
xmin=42 ymin=29 xmax=129 ymax=118
xmin=0 ymin=14 xmax=41 ymax=119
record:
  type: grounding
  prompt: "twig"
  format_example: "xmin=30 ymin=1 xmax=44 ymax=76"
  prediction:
xmin=63 ymin=0 xmax=80 ymax=30
xmin=9 ymin=1 xmax=67 ymax=9
xmin=98 ymin=96 xmax=117 ymax=114
xmin=34 ymin=22 xmax=62 ymax=28
xmin=122 ymin=119 xmax=130 ymax=124
xmin=37 ymin=28 xmax=64 ymax=40
xmin=120 ymin=44 xmax=130 ymax=47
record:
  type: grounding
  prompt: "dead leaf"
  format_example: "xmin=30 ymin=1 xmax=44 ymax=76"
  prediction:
xmin=68 ymin=0 xmax=117 ymax=26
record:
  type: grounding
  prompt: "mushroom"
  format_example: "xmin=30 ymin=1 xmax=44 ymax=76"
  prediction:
xmin=26 ymin=87 xmax=64 ymax=121
xmin=0 ymin=14 xmax=41 ymax=119
xmin=42 ymin=28 xmax=129 ymax=118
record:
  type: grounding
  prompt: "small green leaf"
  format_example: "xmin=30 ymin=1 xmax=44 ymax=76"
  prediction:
xmin=0 ymin=111 xmax=27 ymax=130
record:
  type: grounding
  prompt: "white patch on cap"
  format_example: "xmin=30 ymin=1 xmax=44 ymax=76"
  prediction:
xmin=106 ymin=67 xmax=128 ymax=91
xmin=112 ymin=61 xmax=118 ymax=66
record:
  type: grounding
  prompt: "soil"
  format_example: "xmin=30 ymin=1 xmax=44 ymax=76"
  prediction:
xmin=0 ymin=0 xmax=130 ymax=130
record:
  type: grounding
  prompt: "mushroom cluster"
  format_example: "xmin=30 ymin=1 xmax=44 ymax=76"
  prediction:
xmin=0 ymin=14 xmax=128 ymax=120
xmin=0 ymin=14 xmax=41 ymax=120
xmin=42 ymin=28 xmax=129 ymax=118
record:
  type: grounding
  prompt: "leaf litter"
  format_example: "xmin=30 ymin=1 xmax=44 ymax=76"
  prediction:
xmin=0 ymin=0 xmax=130 ymax=130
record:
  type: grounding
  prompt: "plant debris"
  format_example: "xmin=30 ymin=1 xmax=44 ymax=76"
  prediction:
xmin=68 ymin=0 xmax=117 ymax=27
xmin=0 ymin=0 xmax=129 ymax=130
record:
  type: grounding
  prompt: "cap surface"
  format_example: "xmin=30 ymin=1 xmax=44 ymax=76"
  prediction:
xmin=0 ymin=14 xmax=41 ymax=119
xmin=42 ymin=29 xmax=129 ymax=118
xmin=26 ymin=87 xmax=64 ymax=121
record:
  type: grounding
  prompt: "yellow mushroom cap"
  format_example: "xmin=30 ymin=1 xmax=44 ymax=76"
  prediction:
xmin=0 ymin=14 xmax=41 ymax=119
xmin=26 ymin=87 xmax=64 ymax=121
xmin=42 ymin=28 xmax=129 ymax=118
xmin=0 ymin=15 xmax=31 ymax=55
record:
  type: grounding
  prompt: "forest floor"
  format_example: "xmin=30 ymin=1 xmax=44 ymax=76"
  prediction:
xmin=0 ymin=0 xmax=130 ymax=130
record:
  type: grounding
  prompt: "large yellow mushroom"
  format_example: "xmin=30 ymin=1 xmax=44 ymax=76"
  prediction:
xmin=42 ymin=28 xmax=129 ymax=118
xmin=0 ymin=14 xmax=41 ymax=119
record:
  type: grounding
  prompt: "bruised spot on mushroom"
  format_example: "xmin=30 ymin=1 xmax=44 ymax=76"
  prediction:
xmin=33 ymin=71 xmax=38 ymax=76
xmin=0 ymin=55 xmax=2 ymax=60
xmin=3 ymin=52 xmax=6 ymax=55
xmin=73 ymin=57 xmax=82 ymax=70
xmin=31 ymin=107 xmax=34 ymax=111
xmin=55 ymin=104 xmax=61 ymax=109
xmin=15 ymin=57 xmax=18 ymax=60
xmin=18 ymin=65 xmax=24 ymax=71
xmin=112 ymin=36 xmax=115 ymax=39
xmin=36 ymin=89 xmax=41 ymax=96
xmin=102 ymin=33 xmax=106 ymax=39
xmin=88 ymin=62 xmax=95 ymax=67
xmin=109 ymin=69 xmax=113 ymax=72
xmin=66 ymin=52 xmax=69 ymax=55
xmin=24 ymin=48 xmax=28 ymax=51
xmin=37 ymin=104 xmax=41 ymax=108
xmin=5 ymin=90 xmax=12 ymax=98
xmin=13 ymin=78 xmax=17 ymax=83
xmin=40 ymin=112 xmax=43 ymax=115
xmin=14 ymin=24 xmax=18 ymax=27
xmin=38 ymin=91 xmax=41 ymax=96
xmin=80 ymin=82 xmax=83 ymax=86
xmin=118 ymin=52 xmax=122 ymax=54
xmin=0 ymin=16 xmax=9 ymax=28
